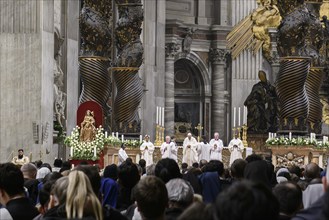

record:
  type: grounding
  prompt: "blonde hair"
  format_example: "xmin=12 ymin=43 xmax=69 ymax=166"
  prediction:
xmin=66 ymin=170 xmax=102 ymax=220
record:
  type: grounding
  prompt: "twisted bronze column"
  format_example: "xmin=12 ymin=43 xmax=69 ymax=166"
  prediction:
xmin=276 ymin=57 xmax=311 ymax=133
xmin=305 ymin=67 xmax=324 ymax=134
xmin=79 ymin=57 xmax=111 ymax=114
xmin=112 ymin=67 xmax=143 ymax=133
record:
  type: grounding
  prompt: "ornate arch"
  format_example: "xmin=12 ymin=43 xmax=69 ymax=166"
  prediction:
xmin=175 ymin=52 xmax=211 ymax=96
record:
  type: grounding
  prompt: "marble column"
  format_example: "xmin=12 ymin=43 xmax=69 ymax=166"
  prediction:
xmin=209 ymin=48 xmax=229 ymax=143
xmin=164 ymin=43 xmax=180 ymax=137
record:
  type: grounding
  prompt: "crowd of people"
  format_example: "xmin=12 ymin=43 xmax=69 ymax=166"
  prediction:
xmin=1 ymin=134 xmax=329 ymax=220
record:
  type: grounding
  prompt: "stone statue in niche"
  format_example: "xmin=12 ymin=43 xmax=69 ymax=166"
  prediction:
xmin=182 ymin=28 xmax=197 ymax=53
xmin=54 ymin=29 xmax=66 ymax=128
xmin=80 ymin=110 xmax=96 ymax=142
xmin=244 ymin=70 xmax=279 ymax=133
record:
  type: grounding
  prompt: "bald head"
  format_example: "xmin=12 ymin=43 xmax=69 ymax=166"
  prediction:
xmin=21 ymin=163 xmax=37 ymax=179
xmin=304 ymin=163 xmax=320 ymax=180
xmin=187 ymin=133 xmax=192 ymax=139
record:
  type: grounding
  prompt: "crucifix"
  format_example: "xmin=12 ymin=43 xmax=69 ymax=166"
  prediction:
xmin=195 ymin=123 xmax=203 ymax=142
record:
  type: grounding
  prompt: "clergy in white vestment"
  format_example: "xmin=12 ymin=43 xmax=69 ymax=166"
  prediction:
xmin=228 ymin=136 xmax=244 ymax=166
xmin=140 ymin=135 xmax=155 ymax=167
xmin=160 ymin=136 xmax=178 ymax=161
xmin=118 ymin=143 xmax=128 ymax=165
xmin=182 ymin=133 xmax=199 ymax=166
xmin=209 ymin=132 xmax=224 ymax=161
xmin=198 ymin=136 xmax=211 ymax=162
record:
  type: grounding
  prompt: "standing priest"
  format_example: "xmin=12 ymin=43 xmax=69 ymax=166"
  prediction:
xmin=182 ymin=133 xmax=199 ymax=166
xmin=140 ymin=135 xmax=155 ymax=167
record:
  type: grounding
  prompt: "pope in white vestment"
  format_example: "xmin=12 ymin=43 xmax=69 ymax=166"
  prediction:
xmin=209 ymin=132 xmax=224 ymax=161
xmin=182 ymin=133 xmax=199 ymax=166
xmin=228 ymin=137 xmax=244 ymax=166
xmin=160 ymin=136 xmax=178 ymax=161
xmin=140 ymin=135 xmax=155 ymax=167
xmin=118 ymin=144 xmax=128 ymax=165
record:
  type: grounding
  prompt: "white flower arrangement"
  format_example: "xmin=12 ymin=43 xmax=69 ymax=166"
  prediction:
xmin=266 ymin=136 xmax=329 ymax=148
xmin=64 ymin=126 xmax=105 ymax=160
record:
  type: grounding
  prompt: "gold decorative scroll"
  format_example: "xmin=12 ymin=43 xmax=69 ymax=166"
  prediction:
xmin=227 ymin=0 xmax=281 ymax=61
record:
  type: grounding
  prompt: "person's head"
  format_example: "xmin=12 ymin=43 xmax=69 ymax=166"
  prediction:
xmin=259 ymin=70 xmax=267 ymax=82
xmin=165 ymin=136 xmax=171 ymax=143
xmin=155 ymin=158 xmax=182 ymax=183
xmin=118 ymin=160 xmax=140 ymax=189
xmin=192 ymin=163 xmax=199 ymax=168
xmin=177 ymin=202 xmax=213 ymax=220
xmin=0 ymin=163 xmax=25 ymax=205
xmin=245 ymin=154 xmax=263 ymax=163
xmin=215 ymin=181 xmax=279 ymax=220
xmin=230 ymin=159 xmax=247 ymax=180
xmin=49 ymin=171 xmax=103 ymax=220
xmin=133 ymin=176 xmax=168 ymax=220
xmin=199 ymin=159 xmax=208 ymax=169
xmin=181 ymin=163 xmax=188 ymax=170
xmin=166 ymin=178 xmax=194 ymax=209
xmin=54 ymin=158 xmax=63 ymax=168
xmin=187 ymin=133 xmax=192 ymax=140
xmin=42 ymin=172 xmax=63 ymax=184
xmin=121 ymin=143 xmax=126 ymax=150
xmin=74 ymin=165 xmax=101 ymax=195
xmin=202 ymin=160 xmax=224 ymax=176
xmin=139 ymin=159 xmax=146 ymax=169
xmin=39 ymin=182 xmax=53 ymax=214
xmin=146 ymin=164 xmax=156 ymax=176
xmin=276 ymin=168 xmax=291 ymax=183
xmin=304 ymin=163 xmax=320 ymax=180
xmin=272 ymin=182 xmax=303 ymax=216
xmin=18 ymin=149 xmax=24 ymax=158
xmin=103 ymin=164 xmax=118 ymax=181
xmin=171 ymin=136 xmax=176 ymax=142
xmin=201 ymin=135 xmax=207 ymax=143
xmin=36 ymin=167 xmax=51 ymax=179
xmin=34 ymin=160 xmax=43 ymax=169
xmin=20 ymin=163 xmax=37 ymax=179
xmin=41 ymin=163 xmax=52 ymax=172
xmin=214 ymin=132 xmax=219 ymax=139
xmin=144 ymin=135 xmax=150 ymax=142
xmin=244 ymin=160 xmax=271 ymax=187
xmin=288 ymin=165 xmax=302 ymax=178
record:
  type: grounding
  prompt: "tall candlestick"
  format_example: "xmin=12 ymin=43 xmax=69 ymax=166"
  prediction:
xmin=243 ymin=106 xmax=247 ymax=124
xmin=140 ymin=135 xmax=142 ymax=142
xmin=112 ymin=132 xmax=114 ymax=137
xmin=238 ymin=107 xmax=241 ymax=126
xmin=121 ymin=135 xmax=124 ymax=142
xmin=233 ymin=107 xmax=236 ymax=128
xmin=156 ymin=106 xmax=159 ymax=125
xmin=116 ymin=132 xmax=118 ymax=138
xmin=289 ymin=132 xmax=292 ymax=140
xmin=105 ymin=131 xmax=108 ymax=138
xmin=162 ymin=107 xmax=165 ymax=127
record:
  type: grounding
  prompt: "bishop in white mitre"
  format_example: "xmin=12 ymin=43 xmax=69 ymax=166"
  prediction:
xmin=160 ymin=136 xmax=178 ymax=162
xmin=183 ymin=133 xmax=199 ymax=166
xmin=209 ymin=132 xmax=224 ymax=161
xmin=140 ymin=135 xmax=155 ymax=167
xmin=228 ymin=135 xmax=244 ymax=166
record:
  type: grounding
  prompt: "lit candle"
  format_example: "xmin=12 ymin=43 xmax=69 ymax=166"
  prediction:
xmin=238 ymin=107 xmax=241 ymax=127
xmin=244 ymin=106 xmax=247 ymax=124
xmin=116 ymin=132 xmax=119 ymax=138
xmin=268 ymin=132 xmax=271 ymax=140
xmin=140 ymin=135 xmax=142 ymax=142
xmin=289 ymin=132 xmax=292 ymax=140
xmin=112 ymin=132 xmax=114 ymax=137
xmin=105 ymin=131 xmax=108 ymax=138
xmin=93 ymin=146 xmax=97 ymax=157
xmin=162 ymin=107 xmax=165 ymax=127
xmin=121 ymin=135 xmax=124 ymax=142
xmin=70 ymin=147 xmax=73 ymax=157
xmin=233 ymin=107 xmax=236 ymax=128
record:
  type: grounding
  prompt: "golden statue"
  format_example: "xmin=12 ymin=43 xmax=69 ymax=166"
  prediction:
xmin=227 ymin=0 xmax=281 ymax=61
xmin=320 ymin=98 xmax=329 ymax=124
xmin=80 ymin=110 xmax=96 ymax=142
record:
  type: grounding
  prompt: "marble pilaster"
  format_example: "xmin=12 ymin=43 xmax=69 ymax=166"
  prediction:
xmin=164 ymin=42 xmax=180 ymax=137
xmin=209 ymin=48 xmax=229 ymax=143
